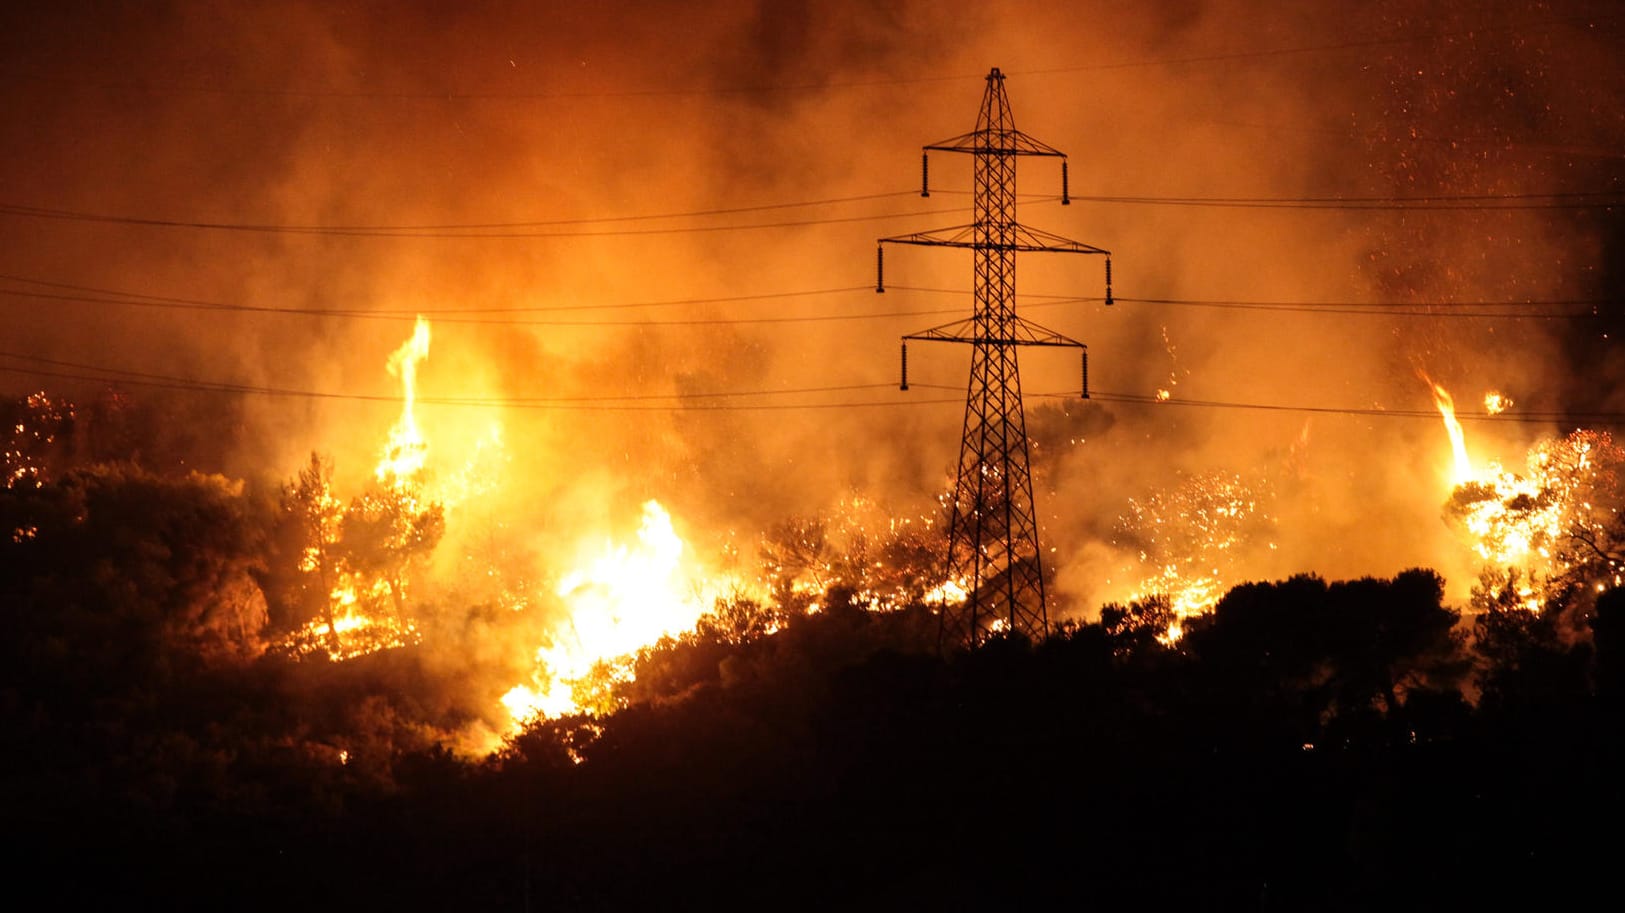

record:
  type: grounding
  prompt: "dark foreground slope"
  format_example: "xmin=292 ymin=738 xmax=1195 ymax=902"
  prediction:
xmin=6 ymin=571 xmax=1624 ymax=912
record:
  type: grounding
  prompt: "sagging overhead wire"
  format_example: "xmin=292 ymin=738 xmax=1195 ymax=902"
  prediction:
xmin=0 ymin=186 xmax=1620 ymax=241
xmin=4 ymin=351 xmax=1624 ymax=424
xmin=0 ymin=273 xmax=1608 ymax=326
xmin=0 ymin=197 xmax=967 ymax=239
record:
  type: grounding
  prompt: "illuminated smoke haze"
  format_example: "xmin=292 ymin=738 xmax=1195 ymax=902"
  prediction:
xmin=2 ymin=0 xmax=1622 ymax=635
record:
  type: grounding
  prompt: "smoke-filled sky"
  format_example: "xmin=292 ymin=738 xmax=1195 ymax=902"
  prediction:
xmin=2 ymin=0 xmax=1622 ymax=611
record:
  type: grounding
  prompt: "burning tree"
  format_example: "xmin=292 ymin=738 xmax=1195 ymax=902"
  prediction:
xmin=341 ymin=477 xmax=446 ymax=621
xmin=1443 ymin=429 xmax=1625 ymax=615
xmin=273 ymin=317 xmax=447 ymax=661
xmin=757 ymin=496 xmax=948 ymax=615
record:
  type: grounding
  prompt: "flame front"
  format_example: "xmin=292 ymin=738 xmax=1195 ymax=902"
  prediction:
xmin=1426 ymin=376 xmax=1625 ymax=611
xmin=502 ymin=500 xmax=711 ymax=724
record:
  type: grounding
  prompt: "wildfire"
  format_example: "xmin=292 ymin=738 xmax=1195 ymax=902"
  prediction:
xmin=1484 ymin=392 xmax=1512 ymax=416
xmin=1425 ymin=377 xmax=1625 ymax=610
xmin=1420 ymin=372 xmax=1474 ymax=485
xmin=1114 ymin=470 xmax=1276 ymax=631
xmin=3 ymin=391 xmax=71 ymax=490
xmin=758 ymin=495 xmax=952 ymax=614
xmin=501 ymin=500 xmax=715 ymax=724
xmin=378 ymin=316 xmax=431 ymax=485
xmin=275 ymin=316 xmax=447 ymax=662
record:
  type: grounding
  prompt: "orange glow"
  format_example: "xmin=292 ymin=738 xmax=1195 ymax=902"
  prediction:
xmin=1425 ymin=377 xmax=1625 ymax=611
xmin=275 ymin=316 xmax=444 ymax=661
xmin=502 ymin=500 xmax=717 ymax=724
xmin=1420 ymin=373 xmax=1473 ymax=486
xmin=1115 ymin=471 xmax=1274 ymax=629
xmin=378 ymin=316 xmax=431 ymax=485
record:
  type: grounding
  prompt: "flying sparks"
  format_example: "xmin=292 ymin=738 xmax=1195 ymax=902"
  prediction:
xmin=1113 ymin=470 xmax=1276 ymax=631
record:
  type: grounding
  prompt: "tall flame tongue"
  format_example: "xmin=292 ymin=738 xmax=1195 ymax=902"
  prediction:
xmin=378 ymin=316 xmax=431 ymax=485
xmin=1420 ymin=373 xmax=1625 ymax=612
xmin=1419 ymin=371 xmax=1474 ymax=486
xmin=276 ymin=316 xmax=439 ymax=661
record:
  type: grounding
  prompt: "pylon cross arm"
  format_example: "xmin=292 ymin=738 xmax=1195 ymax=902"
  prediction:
xmin=903 ymin=315 xmax=1084 ymax=349
xmin=924 ymin=128 xmax=1066 ymax=158
xmin=880 ymin=223 xmax=1109 ymax=255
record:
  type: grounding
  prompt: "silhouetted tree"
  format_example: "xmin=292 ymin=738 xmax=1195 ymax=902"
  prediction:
xmin=1592 ymin=586 xmax=1625 ymax=705
xmin=1322 ymin=569 xmax=1465 ymax=718
xmin=1471 ymin=574 xmax=1592 ymax=715
xmin=1098 ymin=594 xmax=1175 ymax=659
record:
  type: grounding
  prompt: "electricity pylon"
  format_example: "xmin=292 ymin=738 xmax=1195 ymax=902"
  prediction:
xmin=876 ymin=67 xmax=1112 ymax=650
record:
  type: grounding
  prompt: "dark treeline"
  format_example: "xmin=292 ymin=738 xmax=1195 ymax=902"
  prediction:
xmin=3 ymin=391 xmax=1624 ymax=910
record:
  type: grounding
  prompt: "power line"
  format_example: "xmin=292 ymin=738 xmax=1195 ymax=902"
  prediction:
xmin=6 ymin=352 xmax=1624 ymax=424
xmin=1108 ymin=297 xmax=1611 ymax=319
xmin=0 ymin=282 xmax=1037 ymax=327
xmin=2 ymin=185 xmax=1621 ymax=242
xmin=3 ymin=269 xmax=1612 ymax=326
xmin=893 ymin=286 xmax=1613 ymax=317
xmin=0 ymin=191 xmax=919 ymax=232
xmin=1 ymin=273 xmax=1608 ymax=326
xmin=1084 ymin=392 xmax=1625 ymax=426
xmin=0 ymin=199 xmax=968 ymax=239
xmin=0 ymin=351 xmax=920 ymax=409
xmin=0 ymin=273 xmax=880 ymax=315
xmin=1063 ymin=191 xmax=1625 ymax=211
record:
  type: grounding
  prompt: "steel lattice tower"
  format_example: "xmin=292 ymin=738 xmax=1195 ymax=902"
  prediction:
xmin=877 ymin=67 xmax=1112 ymax=649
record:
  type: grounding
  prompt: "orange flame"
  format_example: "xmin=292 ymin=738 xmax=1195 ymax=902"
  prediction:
xmin=378 ymin=316 xmax=431 ymax=485
xmin=502 ymin=500 xmax=714 ymax=724
xmin=1420 ymin=373 xmax=1474 ymax=486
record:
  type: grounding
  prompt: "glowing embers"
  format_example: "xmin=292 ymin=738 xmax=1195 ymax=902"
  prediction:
xmin=1114 ymin=470 xmax=1277 ymax=634
xmin=503 ymin=500 xmax=711 ymax=723
xmin=3 ymin=391 xmax=72 ymax=490
xmin=758 ymin=496 xmax=951 ymax=614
